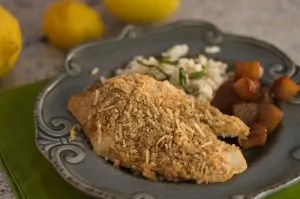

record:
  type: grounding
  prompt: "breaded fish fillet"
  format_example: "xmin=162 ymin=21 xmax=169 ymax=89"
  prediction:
xmin=68 ymin=74 xmax=249 ymax=183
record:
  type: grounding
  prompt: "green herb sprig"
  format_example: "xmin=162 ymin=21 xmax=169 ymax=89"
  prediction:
xmin=179 ymin=68 xmax=189 ymax=93
xmin=136 ymin=60 xmax=170 ymax=79
xmin=189 ymin=66 xmax=208 ymax=80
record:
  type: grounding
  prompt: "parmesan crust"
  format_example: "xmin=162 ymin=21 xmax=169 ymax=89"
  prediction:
xmin=67 ymin=74 xmax=249 ymax=183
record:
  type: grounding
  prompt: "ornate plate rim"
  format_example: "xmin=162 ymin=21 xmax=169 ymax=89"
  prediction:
xmin=34 ymin=19 xmax=300 ymax=199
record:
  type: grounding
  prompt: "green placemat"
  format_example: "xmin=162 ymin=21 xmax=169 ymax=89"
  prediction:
xmin=0 ymin=81 xmax=93 ymax=199
xmin=0 ymin=80 xmax=299 ymax=199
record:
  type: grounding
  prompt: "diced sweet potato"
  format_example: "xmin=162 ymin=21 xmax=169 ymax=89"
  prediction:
xmin=258 ymin=103 xmax=283 ymax=133
xmin=211 ymin=80 xmax=243 ymax=114
xmin=235 ymin=61 xmax=262 ymax=81
xmin=233 ymin=77 xmax=261 ymax=101
xmin=272 ymin=75 xmax=300 ymax=101
xmin=259 ymin=86 xmax=274 ymax=104
xmin=238 ymin=123 xmax=267 ymax=149
xmin=233 ymin=103 xmax=258 ymax=126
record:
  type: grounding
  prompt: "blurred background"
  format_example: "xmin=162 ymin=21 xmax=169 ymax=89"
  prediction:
xmin=0 ymin=0 xmax=300 ymax=92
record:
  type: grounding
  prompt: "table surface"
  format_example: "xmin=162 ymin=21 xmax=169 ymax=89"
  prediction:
xmin=1 ymin=0 xmax=300 ymax=198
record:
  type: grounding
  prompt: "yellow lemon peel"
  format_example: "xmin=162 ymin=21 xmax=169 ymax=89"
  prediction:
xmin=0 ymin=6 xmax=22 ymax=77
xmin=42 ymin=0 xmax=105 ymax=51
xmin=103 ymin=0 xmax=180 ymax=24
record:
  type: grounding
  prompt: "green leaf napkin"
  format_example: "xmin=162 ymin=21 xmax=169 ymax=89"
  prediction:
xmin=0 ymin=80 xmax=299 ymax=199
xmin=0 ymin=81 xmax=94 ymax=199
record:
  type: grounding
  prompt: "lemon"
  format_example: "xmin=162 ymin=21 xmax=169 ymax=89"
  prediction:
xmin=0 ymin=6 xmax=22 ymax=77
xmin=103 ymin=0 xmax=180 ymax=24
xmin=42 ymin=0 xmax=105 ymax=51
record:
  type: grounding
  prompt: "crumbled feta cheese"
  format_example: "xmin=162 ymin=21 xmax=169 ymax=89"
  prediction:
xmin=140 ymin=56 xmax=159 ymax=66
xmin=179 ymin=58 xmax=203 ymax=73
xmin=205 ymin=45 xmax=221 ymax=54
xmin=99 ymin=76 xmax=106 ymax=83
xmin=198 ymin=55 xmax=208 ymax=66
xmin=117 ymin=44 xmax=229 ymax=102
xmin=90 ymin=67 xmax=99 ymax=75
xmin=162 ymin=44 xmax=189 ymax=61
xmin=198 ymin=84 xmax=214 ymax=101
xmin=205 ymin=78 xmax=219 ymax=90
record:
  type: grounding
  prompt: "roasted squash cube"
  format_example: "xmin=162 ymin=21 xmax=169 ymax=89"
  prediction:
xmin=233 ymin=102 xmax=258 ymax=126
xmin=258 ymin=103 xmax=283 ymax=133
xmin=211 ymin=80 xmax=242 ymax=114
xmin=238 ymin=123 xmax=267 ymax=149
xmin=233 ymin=77 xmax=261 ymax=101
xmin=272 ymin=75 xmax=300 ymax=101
xmin=235 ymin=61 xmax=262 ymax=81
xmin=259 ymin=86 xmax=274 ymax=104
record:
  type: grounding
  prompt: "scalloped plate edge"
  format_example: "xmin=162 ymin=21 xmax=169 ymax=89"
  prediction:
xmin=34 ymin=20 xmax=300 ymax=199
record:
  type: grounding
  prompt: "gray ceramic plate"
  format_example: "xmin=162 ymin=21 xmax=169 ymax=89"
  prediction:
xmin=35 ymin=20 xmax=300 ymax=199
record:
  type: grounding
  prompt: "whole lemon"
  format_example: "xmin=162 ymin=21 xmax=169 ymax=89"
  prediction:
xmin=0 ymin=6 xmax=22 ymax=77
xmin=42 ymin=0 xmax=105 ymax=51
xmin=103 ymin=0 xmax=180 ymax=24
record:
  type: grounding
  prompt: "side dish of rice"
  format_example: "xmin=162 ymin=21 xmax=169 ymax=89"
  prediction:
xmin=116 ymin=44 xmax=229 ymax=102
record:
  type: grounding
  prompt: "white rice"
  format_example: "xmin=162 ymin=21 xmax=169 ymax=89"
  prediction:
xmin=116 ymin=44 xmax=229 ymax=102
